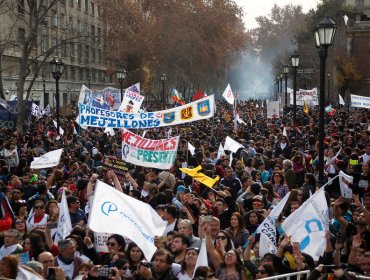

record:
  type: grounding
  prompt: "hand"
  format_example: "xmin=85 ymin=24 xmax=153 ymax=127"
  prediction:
xmin=217 ymin=190 xmax=228 ymax=197
xmin=89 ymin=265 xmax=101 ymax=277
xmin=352 ymin=194 xmax=363 ymax=208
xmin=55 ymin=267 xmax=66 ymax=280
xmin=111 ymin=267 xmax=120 ymax=280
xmin=325 ymin=231 xmax=332 ymax=240
xmin=279 ymin=236 xmax=291 ymax=248
xmin=247 ymin=235 xmax=255 ymax=247
xmin=352 ymin=234 xmax=362 ymax=249
xmin=90 ymin=173 xmax=98 ymax=183
xmin=138 ymin=264 xmax=152 ymax=280
xmin=83 ymin=236 xmax=93 ymax=247
xmin=315 ymin=264 xmax=324 ymax=273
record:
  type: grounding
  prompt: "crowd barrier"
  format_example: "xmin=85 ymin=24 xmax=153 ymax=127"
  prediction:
xmin=260 ymin=270 xmax=370 ymax=280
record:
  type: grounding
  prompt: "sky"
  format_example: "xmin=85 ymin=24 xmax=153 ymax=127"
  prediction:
xmin=235 ymin=0 xmax=322 ymax=30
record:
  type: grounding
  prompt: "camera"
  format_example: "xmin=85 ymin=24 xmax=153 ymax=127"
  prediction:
xmin=98 ymin=267 xmax=115 ymax=278
xmin=140 ymin=261 xmax=154 ymax=268
xmin=201 ymin=215 xmax=213 ymax=222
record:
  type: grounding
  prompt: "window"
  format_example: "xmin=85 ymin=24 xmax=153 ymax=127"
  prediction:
xmin=18 ymin=28 xmax=25 ymax=43
xmin=97 ymin=49 xmax=101 ymax=62
xmin=69 ymin=16 xmax=74 ymax=29
xmin=41 ymin=36 xmax=49 ymax=51
xmin=77 ymin=0 xmax=81 ymax=9
xmin=61 ymin=40 xmax=67 ymax=57
xmin=97 ymin=5 xmax=101 ymax=18
xmin=78 ymin=44 xmax=82 ymax=63
xmin=51 ymin=37 xmax=58 ymax=55
xmin=91 ymin=2 xmax=95 ymax=15
xmin=71 ymin=67 xmax=75 ymax=80
xmin=85 ymin=45 xmax=89 ymax=63
xmin=60 ymin=13 xmax=65 ymax=28
xmin=69 ymin=0 xmax=73 ymax=6
xmin=79 ymin=68 xmax=83 ymax=81
xmin=91 ymin=69 xmax=95 ymax=82
xmin=41 ymin=6 xmax=47 ymax=25
xmin=85 ymin=0 xmax=88 ymax=12
xmin=97 ymin=27 xmax=101 ymax=42
xmin=51 ymin=10 xmax=58 ymax=27
xmin=64 ymin=66 xmax=69 ymax=80
xmin=18 ymin=0 xmax=25 ymax=15
xmin=70 ymin=42 xmax=75 ymax=57
xmin=356 ymin=0 xmax=364 ymax=6
xmin=91 ymin=25 xmax=95 ymax=37
xmin=77 ymin=19 xmax=81 ymax=32
xmin=60 ymin=0 xmax=65 ymax=5
xmin=91 ymin=48 xmax=95 ymax=61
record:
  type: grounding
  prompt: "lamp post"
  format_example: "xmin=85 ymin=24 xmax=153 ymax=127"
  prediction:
xmin=42 ymin=74 xmax=46 ymax=105
xmin=279 ymin=73 xmax=283 ymax=103
xmin=290 ymin=53 xmax=300 ymax=126
xmin=50 ymin=57 xmax=64 ymax=135
xmin=160 ymin=73 xmax=167 ymax=109
xmin=116 ymin=68 xmax=126 ymax=101
xmin=327 ymin=72 xmax=331 ymax=101
xmin=315 ymin=16 xmax=337 ymax=185
xmin=274 ymin=76 xmax=278 ymax=100
xmin=283 ymin=65 xmax=289 ymax=110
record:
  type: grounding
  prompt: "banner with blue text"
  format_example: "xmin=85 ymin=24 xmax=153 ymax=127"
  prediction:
xmin=78 ymin=95 xmax=215 ymax=129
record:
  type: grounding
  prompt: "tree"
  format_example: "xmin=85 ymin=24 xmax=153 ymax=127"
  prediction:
xmin=97 ymin=0 xmax=248 ymax=98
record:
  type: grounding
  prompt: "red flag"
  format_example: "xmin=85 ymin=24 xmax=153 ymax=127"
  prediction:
xmin=0 ymin=193 xmax=14 ymax=231
xmin=192 ymin=90 xmax=205 ymax=101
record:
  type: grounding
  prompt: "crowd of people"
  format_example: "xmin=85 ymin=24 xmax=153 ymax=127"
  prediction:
xmin=0 ymin=99 xmax=369 ymax=280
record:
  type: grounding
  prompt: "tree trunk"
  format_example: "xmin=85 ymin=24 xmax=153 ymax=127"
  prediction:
xmin=0 ymin=53 xmax=5 ymax=99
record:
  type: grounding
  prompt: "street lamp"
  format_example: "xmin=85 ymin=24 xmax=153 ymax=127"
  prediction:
xmin=160 ymin=73 xmax=167 ymax=109
xmin=290 ymin=53 xmax=300 ymax=126
xmin=42 ymin=74 xmax=46 ymax=105
xmin=314 ymin=16 xmax=337 ymax=185
xmin=274 ymin=76 xmax=278 ymax=100
xmin=283 ymin=65 xmax=289 ymax=110
xmin=116 ymin=68 xmax=126 ymax=101
xmin=49 ymin=57 xmax=64 ymax=135
xmin=279 ymin=73 xmax=283 ymax=103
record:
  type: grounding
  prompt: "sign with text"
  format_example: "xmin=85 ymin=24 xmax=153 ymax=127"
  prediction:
xmin=101 ymin=157 xmax=128 ymax=181
xmin=78 ymin=85 xmax=121 ymax=110
xmin=290 ymin=88 xmax=318 ymax=106
xmin=78 ymin=95 xmax=215 ymax=129
xmin=351 ymin=94 xmax=370 ymax=109
xmin=118 ymin=89 xmax=145 ymax=113
xmin=122 ymin=128 xmax=179 ymax=169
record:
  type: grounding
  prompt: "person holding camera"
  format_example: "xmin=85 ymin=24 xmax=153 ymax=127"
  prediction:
xmin=137 ymin=249 xmax=178 ymax=280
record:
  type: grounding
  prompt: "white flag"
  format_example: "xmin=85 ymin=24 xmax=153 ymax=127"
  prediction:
xmin=283 ymin=127 xmax=287 ymax=137
xmin=104 ymin=127 xmax=115 ymax=136
xmin=339 ymin=94 xmax=345 ymax=105
xmin=30 ymin=149 xmax=63 ymax=169
xmin=167 ymin=128 xmax=172 ymax=138
xmin=52 ymin=120 xmax=64 ymax=135
xmin=193 ymin=238 xmax=208 ymax=277
xmin=17 ymin=265 xmax=44 ymax=280
xmin=217 ymin=144 xmax=225 ymax=159
xmin=339 ymin=171 xmax=353 ymax=199
xmin=224 ymin=136 xmax=244 ymax=153
xmin=222 ymin=84 xmax=235 ymax=105
xmin=229 ymin=153 xmax=233 ymax=167
xmin=88 ymin=180 xmax=167 ymax=260
xmin=257 ymin=192 xmax=290 ymax=256
xmin=281 ymin=188 xmax=329 ymax=260
xmin=42 ymin=104 xmax=51 ymax=116
xmin=54 ymin=190 xmax=72 ymax=243
xmin=188 ymin=142 xmax=196 ymax=156
xmin=141 ymin=130 xmax=147 ymax=138
xmin=235 ymin=114 xmax=246 ymax=125
xmin=31 ymin=103 xmax=41 ymax=119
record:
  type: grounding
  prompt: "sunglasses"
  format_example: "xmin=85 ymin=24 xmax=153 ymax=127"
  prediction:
xmin=14 ymin=191 xmax=21 ymax=194
xmin=15 ymin=221 xmax=24 ymax=225
xmin=107 ymin=242 xmax=117 ymax=247
xmin=216 ymin=236 xmax=226 ymax=240
xmin=122 ymin=266 xmax=131 ymax=270
xmin=256 ymin=270 xmax=266 ymax=274
xmin=34 ymin=205 xmax=45 ymax=209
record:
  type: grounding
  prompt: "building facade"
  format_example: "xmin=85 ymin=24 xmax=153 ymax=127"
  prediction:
xmin=0 ymin=0 xmax=113 ymax=108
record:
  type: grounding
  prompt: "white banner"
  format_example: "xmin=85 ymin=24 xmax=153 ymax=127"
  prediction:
xmin=351 ymin=94 xmax=370 ymax=109
xmin=118 ymin=89 xmax=145 ymax=113
xmin=88 ymin=181 xmax=167 ymax=260
xmin=281 ymin=188 xmax=329 ymax=260
xmin=54 ymin=190 xmax=72 ymax=243
xmin=78 ymin=95 xmax=215 ymax=129
xmin=78 ymin=84 xmax=121 ymax=110
xmin=290 ymin=88 xmax=318 ymax=106
xmin=122 ymin=128 xmax=179 ymax=170
xmin=257 ymin=192 xmax=290 ymax=256
xmin=30 ymin=149 xmax=63 ymax=169
xmin=266 ymin=101 xmax=280 ymax=119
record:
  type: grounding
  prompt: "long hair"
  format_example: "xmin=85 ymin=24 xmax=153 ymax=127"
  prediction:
xmin=180 ymin=247 xmax=199 ymax=273
xmin=218 ymin=249 xmax=244 ymax=274
xmin=214 ymin=230 xmax=234 ymax=252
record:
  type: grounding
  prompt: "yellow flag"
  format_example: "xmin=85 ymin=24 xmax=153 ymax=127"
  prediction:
xmin=179 ymin=165 xmax=202 ymax=177
xmin=303 ymin=100 xmax=308 ymax=114
xmin=179 ymin=165 xmax=219 ymax=188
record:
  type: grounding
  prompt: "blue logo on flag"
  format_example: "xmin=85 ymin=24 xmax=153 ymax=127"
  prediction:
xmin=163 ymin=112 xmax=175 ymax=123
xmin=197 ymin=100 xmax=210 ymax=116
xmin=101 ymin=201 xmax=118 ymax=216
